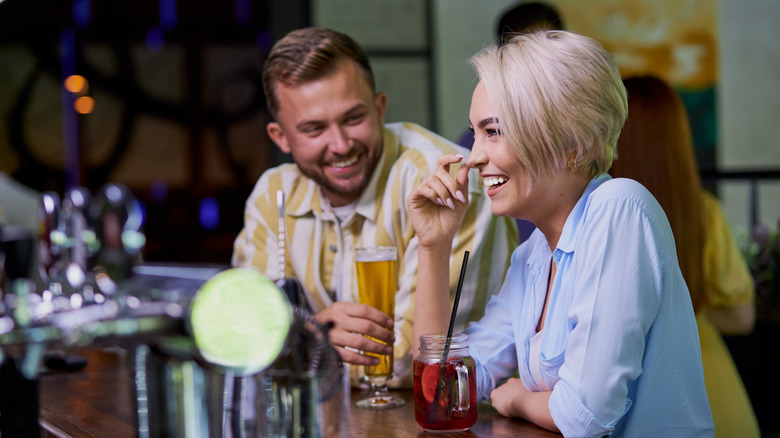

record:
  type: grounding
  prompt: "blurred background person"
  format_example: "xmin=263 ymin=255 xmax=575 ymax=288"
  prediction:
xmin=610 ymin=75 xmax=759 ymax=438
xmin=496 ymin=1 xmax=565 ymax=44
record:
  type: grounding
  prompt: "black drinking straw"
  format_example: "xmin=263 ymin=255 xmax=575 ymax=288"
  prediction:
xmin=429 ymin=250 xmax=470 ymax=424
xmin=447 ymin=251 xmax=470 ymax=340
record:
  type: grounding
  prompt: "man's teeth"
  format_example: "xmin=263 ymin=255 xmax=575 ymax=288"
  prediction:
xmin=330 ymin=156 xmax=358 ymax=168
xmin=483 ymin=176 xmax=506 ymax=188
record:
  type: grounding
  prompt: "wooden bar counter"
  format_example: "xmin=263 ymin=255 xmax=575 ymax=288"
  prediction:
xmin=38 ymin=348 xmax=558 ymax=437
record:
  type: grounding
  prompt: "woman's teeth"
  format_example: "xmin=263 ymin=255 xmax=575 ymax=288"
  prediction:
xmin=330 ymin=156 xmax=358 ymax=168
xmin=483 ymin=176 xmax=507 ymax=188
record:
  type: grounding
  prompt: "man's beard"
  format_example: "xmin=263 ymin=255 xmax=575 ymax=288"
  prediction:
xmin=305 ymin=169 xmax=366 ymax=198
xmin=298 ymin=158 xmax=375 ymax=203
xmin=295 ymin=141 xmax=383 ymax=204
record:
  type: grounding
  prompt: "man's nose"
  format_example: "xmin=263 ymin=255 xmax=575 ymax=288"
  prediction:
xmin=328 ymin=126 xmax=351 ymax=154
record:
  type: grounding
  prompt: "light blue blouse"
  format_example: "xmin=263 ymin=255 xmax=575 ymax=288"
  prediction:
xmin=466 ymin=175 xmax=714 ymax=437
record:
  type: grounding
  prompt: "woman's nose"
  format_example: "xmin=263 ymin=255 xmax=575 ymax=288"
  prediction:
xmin=464 ymin=140 xmax=486 ymax=169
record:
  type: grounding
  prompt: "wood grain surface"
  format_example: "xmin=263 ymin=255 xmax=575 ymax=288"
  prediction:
xmin=37 ymin=348 xmax=559 ymax=437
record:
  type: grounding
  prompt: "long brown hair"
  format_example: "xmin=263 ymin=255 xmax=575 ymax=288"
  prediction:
xmin=610 ymin=75 xmax=707 ymax=312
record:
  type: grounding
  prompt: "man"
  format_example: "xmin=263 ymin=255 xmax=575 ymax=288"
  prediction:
xmin=232 ymin=27 xmax=517 ymax=387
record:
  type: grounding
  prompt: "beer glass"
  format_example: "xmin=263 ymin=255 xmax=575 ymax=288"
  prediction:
xmin=354 ymin=246 xmax=405 ymax=409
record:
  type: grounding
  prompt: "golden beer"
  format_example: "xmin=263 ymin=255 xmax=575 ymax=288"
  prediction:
xmin=356 ymin=246 xmax=396 ymax=378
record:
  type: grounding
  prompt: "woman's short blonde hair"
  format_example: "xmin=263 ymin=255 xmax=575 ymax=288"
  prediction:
xmin=469 ymin=30 xmax=627 ymax=184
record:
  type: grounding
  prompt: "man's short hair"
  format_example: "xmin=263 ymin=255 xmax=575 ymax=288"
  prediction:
xmin=262 ymin=27 xmax=375 ymax=119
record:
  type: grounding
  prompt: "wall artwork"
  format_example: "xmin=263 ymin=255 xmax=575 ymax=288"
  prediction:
xmin=555 ymin=0 xmax=718 ymax=169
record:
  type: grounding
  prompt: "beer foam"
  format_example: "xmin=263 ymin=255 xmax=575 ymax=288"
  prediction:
xmin=355 ymin=246 xmax=396 ymax=262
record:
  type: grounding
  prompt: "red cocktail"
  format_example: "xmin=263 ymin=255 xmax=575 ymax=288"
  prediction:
xmin=413 ymin=354 xmax=477 ymax=432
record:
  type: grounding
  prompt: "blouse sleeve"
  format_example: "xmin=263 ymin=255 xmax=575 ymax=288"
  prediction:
xmin=701 ymin=191 xmax=755 ymax=307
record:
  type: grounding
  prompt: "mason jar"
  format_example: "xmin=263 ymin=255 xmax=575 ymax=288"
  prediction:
xmin=413 ymin=333 xmax=477 ymax=432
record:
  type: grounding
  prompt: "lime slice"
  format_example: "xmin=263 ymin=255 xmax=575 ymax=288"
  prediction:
xmin=189 ymin=268 xmax=292 ymax=376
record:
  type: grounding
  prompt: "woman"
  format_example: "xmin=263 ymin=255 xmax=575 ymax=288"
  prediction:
xmin=610 ymin=75 xmax=759 ymax=438
xmin=408 ymin=31 xmax=713 ymax=437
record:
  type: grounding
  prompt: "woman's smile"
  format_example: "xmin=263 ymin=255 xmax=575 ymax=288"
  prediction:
xmin=482 ymin=174 xmax=509 ymax=196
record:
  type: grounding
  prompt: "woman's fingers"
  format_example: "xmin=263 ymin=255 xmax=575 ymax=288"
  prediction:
xmin=436 ymin=153 xmax=465 ymax=170
xmin=427 ymin=153 xmax=469 ymax=209
xmin=455 ymin=159 xmax=471 ymax=188
xmin=427 ymin=176 xmax=457 ymax=209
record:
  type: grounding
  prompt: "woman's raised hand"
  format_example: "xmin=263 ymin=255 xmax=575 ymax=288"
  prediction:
xmin=407 ymin=153 xmax=471 ymax=250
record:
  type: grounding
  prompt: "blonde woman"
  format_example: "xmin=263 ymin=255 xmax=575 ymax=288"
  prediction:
xmin=408 ymin=31 xmax=713 ymax=437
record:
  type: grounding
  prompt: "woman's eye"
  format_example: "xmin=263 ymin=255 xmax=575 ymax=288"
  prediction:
xmin=486 ymin=128 xmax=501 ymax=137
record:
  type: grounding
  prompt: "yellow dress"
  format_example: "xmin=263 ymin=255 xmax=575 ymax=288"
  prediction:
xmin=700 ymin=191 xmax=760 ymax=438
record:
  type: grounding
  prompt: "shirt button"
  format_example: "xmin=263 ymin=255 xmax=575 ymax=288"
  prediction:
xmin=330 ymin=245 xmax=337 ymax=253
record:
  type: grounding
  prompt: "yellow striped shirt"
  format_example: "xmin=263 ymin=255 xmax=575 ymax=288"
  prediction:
xmin=232 ymin=122 xmax=518 ymax=387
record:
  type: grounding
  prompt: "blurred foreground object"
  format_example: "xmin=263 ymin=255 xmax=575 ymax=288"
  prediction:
xmin=1 ymin=183 xmax=347 ymax=437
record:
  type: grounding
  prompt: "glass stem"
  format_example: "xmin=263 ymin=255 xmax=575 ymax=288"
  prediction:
xmin=370 ymin=381 xmax=388 ymax=397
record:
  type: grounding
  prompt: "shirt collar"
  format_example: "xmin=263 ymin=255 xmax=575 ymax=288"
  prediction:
xmin=286 ymin=126 xmax=399 ymax=224
xmin=555 ymin=173 xmax=612 ymax=254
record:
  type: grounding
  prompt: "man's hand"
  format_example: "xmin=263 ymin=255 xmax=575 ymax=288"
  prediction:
xmin=314 ymin=301 xmax=394 ymax=365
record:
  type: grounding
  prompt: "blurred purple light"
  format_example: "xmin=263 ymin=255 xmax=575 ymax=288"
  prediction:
xmin=150 ymin=180 xmax=168 ymax=203
xmin=60 ymin=29 xmax=79 ymax=190
xmin=256 ymin=30 xmax=272 ymax=51
xmin=73 ymin=0 xmax=91 ymax=28
xmin=234 ymin=0 xmax=251 ymax=26
xmin=199 ymin=197 xmax=219 ymax=230
xmin=160 ymin=0 xmax=177 ymax=30
xmin=146 ymin=28 xmax=164 ymax=51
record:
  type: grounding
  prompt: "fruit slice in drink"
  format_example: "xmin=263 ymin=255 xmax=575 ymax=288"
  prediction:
xmin=413 ymin=357 xmax=477 ymax=432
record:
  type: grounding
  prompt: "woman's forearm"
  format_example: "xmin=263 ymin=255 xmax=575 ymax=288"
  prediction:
xmin=412 ymin=243 xmax=455 ymax=358
xmin=517 ymin=390 xmax=558 ymax=433
xmin=492 ymin=379 xmax=559 ymax=432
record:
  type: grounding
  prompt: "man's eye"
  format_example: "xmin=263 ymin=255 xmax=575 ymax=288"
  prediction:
xmin=345 ymin=114 xmax=364 ymax=124
xmin=302 ymin=126 xmax=323 ymax=135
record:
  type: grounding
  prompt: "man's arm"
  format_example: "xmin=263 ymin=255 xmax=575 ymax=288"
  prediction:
xmin=232 ymin=170 xmax=394 ymax=367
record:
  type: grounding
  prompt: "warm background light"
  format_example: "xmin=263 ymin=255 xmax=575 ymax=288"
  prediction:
xmin=74 ymin=95 xmax=95 ymax=114
xmin=64 ymin=74 xmax=88 ymax=94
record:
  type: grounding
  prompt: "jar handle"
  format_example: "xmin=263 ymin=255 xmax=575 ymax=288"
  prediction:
xmin=453 ymin=361 xmax=470 ymax=413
